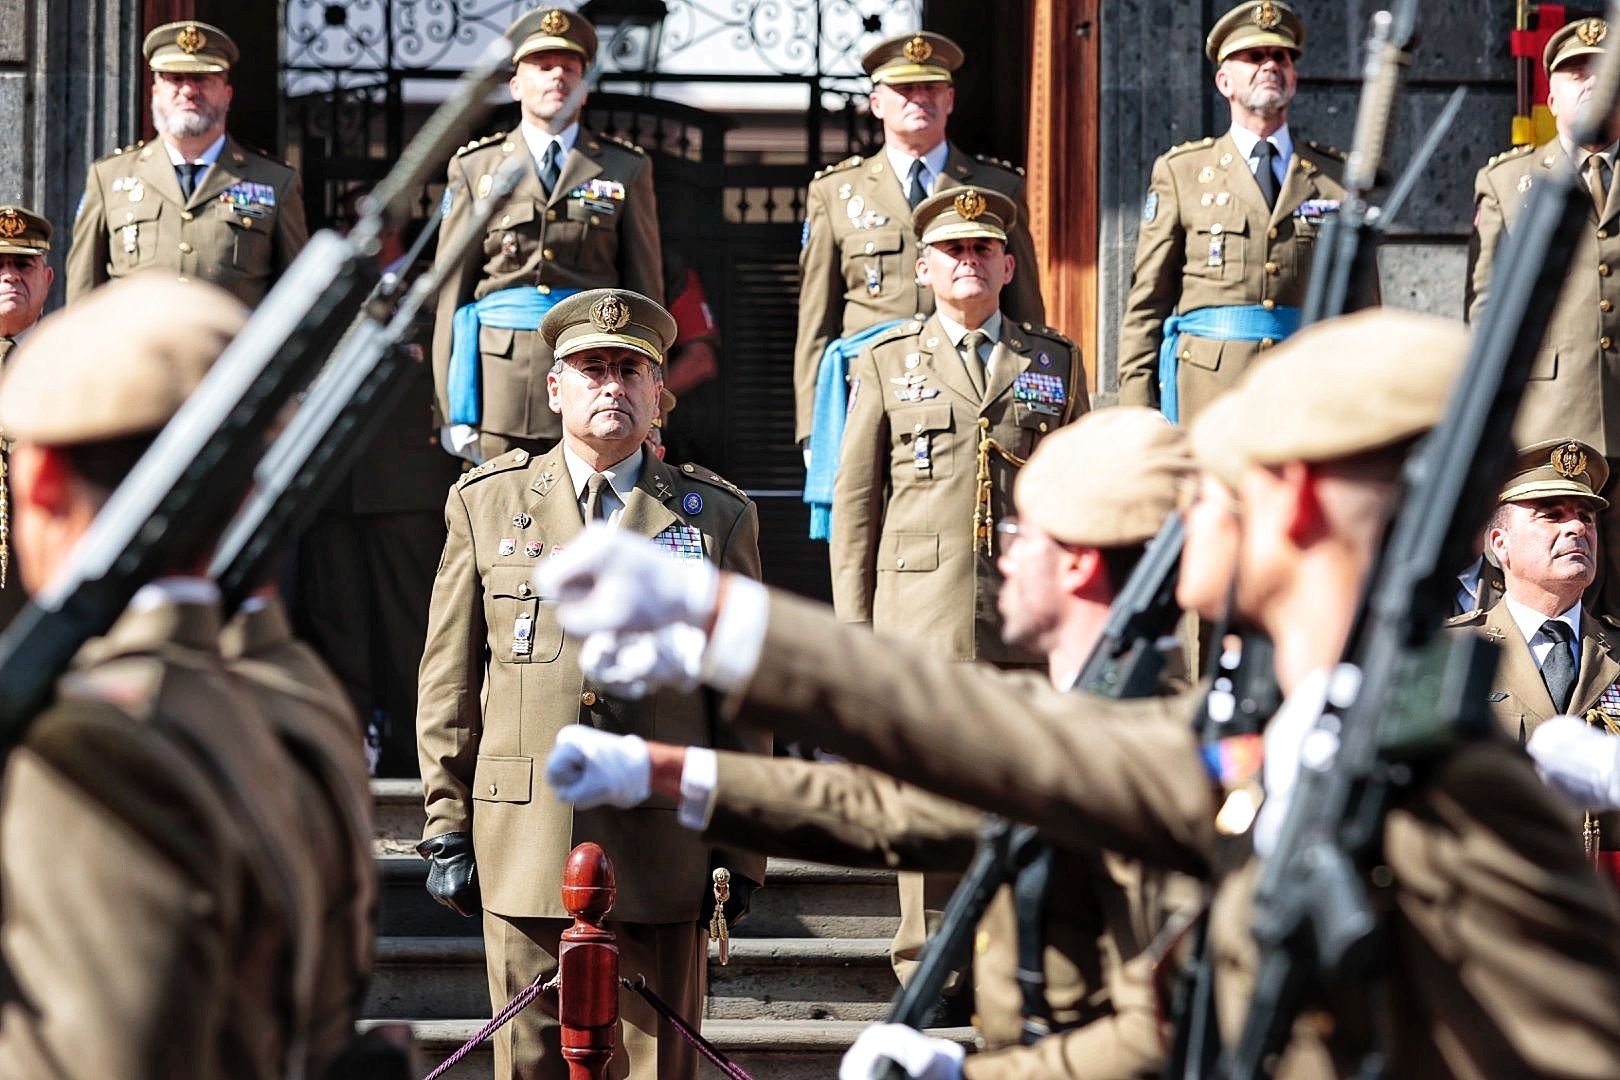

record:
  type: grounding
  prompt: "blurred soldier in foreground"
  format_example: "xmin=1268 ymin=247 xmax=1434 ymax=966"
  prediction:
xmin=0 ymin=275 xmax=325 ymax=1077
xmin=540 ymin=309 xmax=1620 ymax=1076
xmin=547 ymin=408 xmax=1201 ymax=1077
xmin=415 ymin=289 xmax=765 ymax=1079
xmin=67 ymin=21 xmax=308 ymax=306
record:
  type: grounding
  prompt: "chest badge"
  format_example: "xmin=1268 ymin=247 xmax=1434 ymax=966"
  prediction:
xmin=477 ymin=173 xmax=494 ymax=199
xmin=513 ymin=612 xmax=533 ymax=657
xmin=498 ymin=538 xmax=516 ymax=556
xmin=512 ymin=513 xmax=532 ymax=529
xmin=525 ymin=540 xmax=542 ymax=558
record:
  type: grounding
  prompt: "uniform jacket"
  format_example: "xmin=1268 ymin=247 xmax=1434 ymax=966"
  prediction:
xmin=1469 ymin=141 xmax=1620 ymax=456
xmin=793 ymin=145 xmax=1047 ymax=442
xmin=66 ymin=135 xmax=308 ymax=308
xmin=221 ymin=598 xmax=377 ymax=1073
xmin=0 ymin=598 xmax=322 ymax=1080
xmin=1118 ymin=132 xmax=1352 ymax=424
xmin=726 ymin=589 xmax=1620 ymax=1079
xmin=430 ymin=127 xmax=663 ymax=442
xmin=832 ymin=312 xmax=1086 ymax=663
xmin=416 ymin=447 xmax=768 ymax=922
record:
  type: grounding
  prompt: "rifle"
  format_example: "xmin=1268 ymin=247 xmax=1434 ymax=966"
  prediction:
xmin=0 ymin=33 xmax=515 ymax=745
xmin=1225 ymin=1 xmax=1620 ymax=1075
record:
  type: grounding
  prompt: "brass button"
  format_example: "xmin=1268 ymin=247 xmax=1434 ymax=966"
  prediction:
xmin=1267 ymin=227 xmax=1278 ymax=239
xmin=1038 ymin=422 xmax=1049 ymax=432
xmin=590 ymin=215 xmax=601 ymax=226
xmin=1262 ymin=298 xmax=1276 ymax=311
xmin=1264 ymin=261 xmax=1278 ymax=274
xmin=1180 ymin=351 xmax=1191 ymax=361
xmin=518 ymin=581 xmax=531 ymax=597
xmin=1602 ymin=229 xmax=1611 ymax=240
xmin=1602 ymin=263 xmax=1612 ymax=277
xmin=581 ymin=691 xmax=598 ymax=706
xmin=864 ymin=241 xmax=875 ymax=254
xmin=1210 ymin=223 xmax=1223 ymax=235
xmin=895 ymin=557 xmax=906 ymax=569
xmin=1604 ymin=299 xmax=1614 ymax=313
xmin=914 ymin=422 xmax=924 ymax=433
xmin=178 ymin=242 xmax=192 ymax=254
xmin=1604 ymin=336 xmax=1614 ymax=350
xmin=538 ymin=284 xmax=551 ymax=295
xmin=1261 ymin=337 xmax=1274 ymax=348
xmin=180 ymin=211 xmax=194 ymax=222
xmin=500 ymin=214 xmax=511 ymax=227
xmin=240 ymin=217 xmax=252 ymax=227
xmin=542 ymin=248 xmax=554 ymax=260
xmin=547 ymin=209 xmax=558 ymax=221
xmin=488 ymin=784 xmax=497 ymax=795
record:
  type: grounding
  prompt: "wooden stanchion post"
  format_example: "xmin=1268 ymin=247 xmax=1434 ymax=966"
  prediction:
xmin=559 ymin=842 xmax=618 ymax=1080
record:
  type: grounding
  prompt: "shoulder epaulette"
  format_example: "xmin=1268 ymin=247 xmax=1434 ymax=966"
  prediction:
xmin=973 ymin=153 xmax=1025 ymax=177
xmin=457 ymin=447 xmax=532 ymax=488
xmin=1603 ymin=613 xmax=1620 ymax=630
xmin=869 ymin=320 xmax=925 ymax=348
xmin=1485 ymin=143 xmax=1538 ymax=168
xmin=677 ymin=463 xmax=749 ymax=501
xmin=98 ymin=140 xmax=145 ymax=162
xmin=1444 ymin=609 xmax=1488 ymax=629
xmin=1303 ymin=139 xmax=1346 ymax=161
xmin=1017 ymin=320 xmax=1076 ymax=347
xmin=1165 ymin=136 xmax=1215 ymax=159
xmin=813 ymin=154 xmax=864 ymax=181
xmin=456 ymin=132 xmax=507 ymax=157
xmin=598 ymin=132 xmax=646 ymax=155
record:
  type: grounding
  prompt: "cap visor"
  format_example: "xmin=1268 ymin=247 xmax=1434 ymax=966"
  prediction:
xmin=873 ymin=65 xmax=953 ymax=85
xmin=0 ymin=243 xmax=46 ymax=256
xmin=556 ymin=333 xmax=664 ymax=365
xmin=921 ymin=222 xmax=1008 ymax=245
xmin=1501 ymin=480 xmax=1610 ymax=509
xmin=514 ymin=37 xmax=590 ymax=63
xmin=1216 ymin=31 xmax=1301 ymax=62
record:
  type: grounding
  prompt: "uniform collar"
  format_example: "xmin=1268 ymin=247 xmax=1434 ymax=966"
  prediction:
xmin=521 ymin=119 xmax=581 ymax=172
xmin=935 ymin=309 xmax=1003 ymax=350
xmin=884 ymin=139 xmax=950 ymax=193
xmin=1226 ymin=123 xmax=1293 ymax=170
xmin=129 ymin=576 xmax=222 ymax=613
xmin=161 ymin=132 xmax=226 ymax=168
xmin=1503 ymin=592 xmax=1582 ymax=648
xmin=563 ymin=442 xmax=644 ymax=503
xmin=1560 ymin=137 xmax=1619 ymax=171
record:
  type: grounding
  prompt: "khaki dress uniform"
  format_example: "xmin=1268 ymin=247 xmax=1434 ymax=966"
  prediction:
xmin=1117 ymin=133 xmax=1349 ymax=423
xmin=66 ymin=135 xmax=308 ymax=308
xmin=417 ymin=439 xmax=768 ymax=1079
xmin=0 ymin=204 xmax=53 ymax=636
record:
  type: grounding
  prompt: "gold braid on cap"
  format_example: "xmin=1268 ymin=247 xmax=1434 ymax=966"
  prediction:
xmin=902 ymin=35 xmax=933 ymax=63
xmin=1553 ymin=442 xmax=1589 ymax=479
xmin=1253 ymin=1 xmax=1282 ymax=30
xmin=1578 ymin=17 xmax=1608 ymax=46
xmin=176 ymin=23 xmax=207 ymax=54
xmin=589 ymin=293 xmax=631 ymax=332
xmin=0 ymin=211 xmax=22 ymax=240
xmin=539 ymin=9 xmax=570 ymax=35
xmin=954 ymin=189 xmax=987 ymax=220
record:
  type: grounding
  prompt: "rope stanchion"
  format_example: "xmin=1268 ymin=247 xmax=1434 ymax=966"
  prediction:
xmin=621 ymin=974 xmax=755 ymax=1080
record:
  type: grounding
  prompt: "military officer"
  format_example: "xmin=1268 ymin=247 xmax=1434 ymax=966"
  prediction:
xmin=415 ymin=288 xmax=766 ymax=1080
xmin=546 ymin=407 xmax=1203 ymax=1078
xmin=538 ymin=309 xmax=1620 ymax=1076
xmin=795 ymin=30 xmax=1045 ymax=457
xmin=66 ymin=22 xmax=308 ymax=307
xmin=1469 ymin=18 xmax=1620 ymax=617
xmin=433 ymin=7 xmax=663 ymax=465
xmin=0 ymin=204 xmax=52 ymax=362
xmin=0 ymin=275 xmax=323 ymax=1078
xmin=1118 ymin=0 xmax=1355 ymax=426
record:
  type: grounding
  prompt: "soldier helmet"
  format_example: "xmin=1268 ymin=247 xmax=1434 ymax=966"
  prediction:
xmin=143 ymin=20 xmax=239 ymax=74
xmin=1205 ymin=1 xmax=1305 ymax=64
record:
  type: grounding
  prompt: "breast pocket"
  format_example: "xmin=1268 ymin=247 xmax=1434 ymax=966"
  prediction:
xmin=484 ymin=201 xmax=538 ymax=274
xmin=110 ymin=199 xmax=164 ymax=272
xmin=841 ymin=226 xmax=908 ymax=302
xmin=892 ymin=402 xmax=955 ymax=480
xmin=1187 ymin=215 xmax=1249 ymax=282
xmin=487 ymin=565 xmax=564 ymax=665
xmin=227 ymin=211 xmax=272 ymax=272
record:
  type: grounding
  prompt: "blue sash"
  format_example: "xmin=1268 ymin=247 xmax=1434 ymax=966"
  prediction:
xmin=1156 ymin=304 xmax=1301 ymax=424
xmin=803 ymin=318 xmax=909 ymax=541
xmin=448 ymin=286 xmax=582 ymax=426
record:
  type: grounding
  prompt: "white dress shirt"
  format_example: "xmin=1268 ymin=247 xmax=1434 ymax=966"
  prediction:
xmin=1503 ymin=594 xmax=1582 ymax=675
xmin=521 ymin=119 xmax=581 ymax=179
xmin=564 ymin=444 xmax=642 ymax=527
xmin=1226 ymin=123 xmax=1293 ymax=192
xmin=885 ymin=139 xmax=951 ymax=202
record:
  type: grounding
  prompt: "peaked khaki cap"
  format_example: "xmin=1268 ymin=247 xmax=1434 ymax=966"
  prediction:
xmin=915 ymin=187 xmax=1015 ymax=245
xmin=144 ymin=20 xmax=238 ymax=74
xmin=1206 ymin=0 xmax=1305 ymax=63
xmin=0 ymin=274 xmax=246 ymax=445
xmin=0 ymin=205 xmax=51 ymax=256
xmin=861 ymin=31 xmax=963 ymax=85
xmin=1015 ymin=407 xmax=1192 ymax=547
xmin=542 ymin=288 xmax=676 ymax=365
xmin=1499 ymin=438 xmax=1609 ymax=508
xmin=508 ymin=7 xmax=598 ymax=65
xmin=1190 ymin=308 xmax=1468 ymax=488
xmin=1545 ymin=17 xmax=1608 ymax=75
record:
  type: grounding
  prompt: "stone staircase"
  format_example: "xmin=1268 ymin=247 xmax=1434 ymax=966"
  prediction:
xmin=367 ymin=779 xmax=971 ymax=1078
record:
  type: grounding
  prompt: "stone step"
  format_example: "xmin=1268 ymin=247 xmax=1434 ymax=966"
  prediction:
xmin=365 ymin=1018 xmax=975 ymax=1080
xmin=366 ymin=936 xmax=900 ymax=1023
xmin=372 ymin=778 xmax=424 ymax=857
xmin=378 ymin=856 xmax=901 ymax=941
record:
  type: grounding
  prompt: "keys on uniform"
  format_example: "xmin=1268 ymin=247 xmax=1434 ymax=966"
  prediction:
xmin=513 ymin=612 xmax=533 ymax=656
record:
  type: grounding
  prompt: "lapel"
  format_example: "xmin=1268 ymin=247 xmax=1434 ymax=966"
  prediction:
xmin=1484 ymin=601 xmax=1557 ymax=721
xmin=982 ymin=319 xmax=1032 ymax=407
xmin=915 ymin=313 xmax=980 ymax=406
xmin=859 ymin=152 xmax=914 ymax=232
xmin=547 ymin=129 xmax=605 ymax=208
xmin=620 ymin=456 xmax=681 ymax=540
xmin=1213 ymin=132 xmax=1272 ymax=230
xmin=1271 ymin=147 xmax=1322 ymax=227
xmin=530 ymin=450 xmax=584 ymax=550
xmin=135 ymin=142 xmax=188 ymax=210
xmin=934 ymin=144 xmax=978 ymax=198
xmin=1574 ymin=610 xmax=1620 ymax=713
xmin=189 ymin=135 xmax=249 ymax=211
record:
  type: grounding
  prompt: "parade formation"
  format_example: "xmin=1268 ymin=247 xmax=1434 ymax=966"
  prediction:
xmin=7 ymin=2 xmax=1620 ymax=1078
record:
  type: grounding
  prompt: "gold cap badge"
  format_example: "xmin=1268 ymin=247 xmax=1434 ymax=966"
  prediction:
xmin=954 ymin=189 xmax=986 ymax=221
xmin=176 ymin=23 xmax=206 ymax=55
xmin=589 ymin=293 xmax=631 ymax=333
xmin=1554 ymin=441 xmax=1590 ymax=479
xmin=1254 ymin=1 xmax=1281 ymax=30
xmin=1579 ymin=17 xmax=1608 ymax=46
xmin=902 ymin=35 xmax=933 ymax=63
xmin=539 ymin=9 xmax=570 ymax=36
xmin=0 ymin=210 xmax=23 ymax=241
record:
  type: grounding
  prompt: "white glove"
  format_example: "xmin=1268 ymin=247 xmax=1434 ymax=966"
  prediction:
xmin=1528 ymin=715 xmax=1620 ymax=811
xmin=535 ymin=524 xmax=718 ymax=636
xmin=839 ymin=1024 xmax=964 ymax=1080
xmin=544 ymin=726 xmax=651 ymax=808
xmin=579 ymin=625 xmax=707 ymax=699
xmin=438 ymin=423 xmax=482 ymax=464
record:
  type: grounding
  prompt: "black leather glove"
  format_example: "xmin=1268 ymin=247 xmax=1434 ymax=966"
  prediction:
xmin=417 ymin=832 xmax=481 ymax=918
xmin=699 ymin=868 xmax=760 ymax=930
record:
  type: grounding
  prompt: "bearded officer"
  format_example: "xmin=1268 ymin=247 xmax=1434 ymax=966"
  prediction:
xmin=795 ymin=30 xmax=1045 ymax=462
xmin=415 ymin=288 xmax=766 ymax=1079
xmin=0 ymin=205 xmax=52 ymax=363
xmin=434 ymin=7 xmax=663 ymax=466
xmin=66 ymin=21 xmax=308 ymax=307
xmin=537 ymin=309 xmax=1620 ymax=1076
xmin=1118 ymin=0 xmax=1355 ymax=425
xmin=1469 ymin=18 xmax=1620 ymax=616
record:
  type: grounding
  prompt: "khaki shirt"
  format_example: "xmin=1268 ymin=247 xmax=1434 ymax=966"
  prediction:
xmin=832 ymin=312 xmax=1086 ymax=663
xmin=416 ymin=448 xmax=768 ymax=922
xmin=1118 ymin=133 xmax=1351 ymax=424
xmin=66 ymin=135 xmax=308 ymax=308
xmin=793 ymin=146 xmax=1046 ymax=442
xmin=430 ymin=127 xmax=663 ymax=442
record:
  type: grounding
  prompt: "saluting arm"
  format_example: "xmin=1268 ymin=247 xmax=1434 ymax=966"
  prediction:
xmin=1116 ymin=157 xmax=1183 ymax=409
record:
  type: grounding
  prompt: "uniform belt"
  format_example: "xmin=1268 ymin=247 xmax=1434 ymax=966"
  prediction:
xmin=1156 ymin=304 xmax=1301 ymax=424
xmin=803 ymin=318 xmax=908 ymax=540
xmin=448 ymin=286 xmax=581 ymax=426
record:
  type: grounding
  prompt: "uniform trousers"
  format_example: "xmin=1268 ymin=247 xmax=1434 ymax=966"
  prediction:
xmin=484 ymin=910 xmax=708 ymax=1080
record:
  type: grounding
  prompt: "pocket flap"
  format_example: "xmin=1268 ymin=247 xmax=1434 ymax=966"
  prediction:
xmin=224 ymin=209 xmax=270 ymax=233
xmin=488 ymin=564 xmax=537 ymax=598
xmin=898 ymin=402 xmax=954 ymax=436
xmin=1175 ymin=334 xmax=1226 ymax=373
xmin=1191 ymin=215 xmax=1250 ymax=236
xmin=493 ymin=202 xmax=537 ymax=229
xmin=877 ymin=531 xmax=939 ymax=572
xmin=841 ymin=226 xmax=905 ymax=258
xmin=1529 ymin=347 xmax=1558 ymax=381
xmin=472 ymin=755 xmax=533 ymax=803
xmin=480 ymin=325 xmax=517 ymax=358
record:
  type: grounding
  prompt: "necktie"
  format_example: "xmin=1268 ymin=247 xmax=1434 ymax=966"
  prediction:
xmin=1540 ymin=619 xmax=1578 ymax=713
xmin=1587 ymin=154 xmax=1610 ymax=219
xmin=177 ymin=162 xmax=202 ymax=201
xmin=960 ymin=329 xmax=989 ymax=398
xmin=539 ymin=141 xmax=562 ymax=197
xmin=1251 ymin=140 xmax=1279 ymax=209
xmin=584 ymin=473 xmax=610 ymax=523
xmin=907 ymin=158 xmax=928 ymax=209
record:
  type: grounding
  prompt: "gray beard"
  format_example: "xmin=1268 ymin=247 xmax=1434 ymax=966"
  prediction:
xmin=1241 ymin=84 xmax=1293 ymax=119
xmin=154 ymin=99 xmax=225 ymax=140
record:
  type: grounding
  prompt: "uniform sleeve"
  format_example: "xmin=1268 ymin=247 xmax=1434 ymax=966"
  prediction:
xmin=1117 ymin=155 xmax=1183 ymax=409
xmin=828 ymin=345 xmax=887 ymax=624
xmin=431 ymin=154 xmax=480 ymax=426
xmin=273 ymin=168 xmax=310 ymax=282
xmin=1466 ymin=164 xmax=1503 ymax=325
xmin=64 ymin=163 xmax=108 ymax=303
xmin=792 ymin=178 xmax=842 ymax=443
xmin=706 ymin=753 xmax=982 ymax=870
xmin=730 ymin=590 xmax=1218 ymax=876
xmin=620 ymin=154 xmax=664 ymax=302
xmin=415 ymin=485 xmax=486 ymax=839
xmin=1002 ymin=180 xmax=1048 ymax=328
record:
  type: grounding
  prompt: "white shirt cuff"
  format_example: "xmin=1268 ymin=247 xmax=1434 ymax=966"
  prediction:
xmin=677 ymin=746 xmax=720 ymax=829
xmin=701 ymin=575 xmax=769 ymax=694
